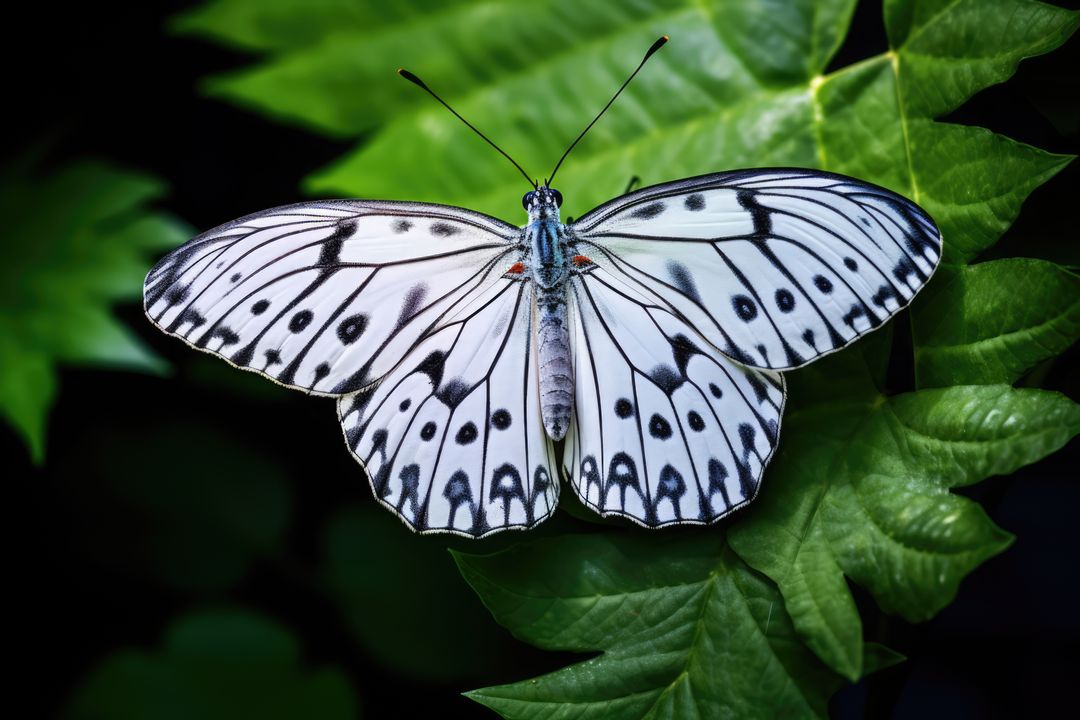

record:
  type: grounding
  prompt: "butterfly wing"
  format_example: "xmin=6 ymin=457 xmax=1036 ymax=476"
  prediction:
xmin=570 ymin=168 xmax=941 ymax=370
xmin=338 ymin=277 xmax=559 ymax=537
xmin=144 ymin=200 xmax=519 ymax=394
xmin=565 ymin=267 xmax=785 ymax=527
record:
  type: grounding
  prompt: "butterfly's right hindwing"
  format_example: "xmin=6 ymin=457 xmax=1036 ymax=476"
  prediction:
xmin=338 ymin=279 xmax=559 ymax=538
xmin=565 ymin=267 xmax=785 ymax=528
xmin=144 ymin=200 xmax=519 ymax=395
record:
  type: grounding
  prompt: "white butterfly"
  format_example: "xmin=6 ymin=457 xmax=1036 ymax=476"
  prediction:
xmin=144 ymin=38 xmax=941 ymax=538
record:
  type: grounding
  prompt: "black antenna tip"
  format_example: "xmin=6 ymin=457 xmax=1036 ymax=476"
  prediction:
xmin=397 ymin=68 xmax=427 ymax=89
xmin=646 ymin=35 xmax=669 ymax=59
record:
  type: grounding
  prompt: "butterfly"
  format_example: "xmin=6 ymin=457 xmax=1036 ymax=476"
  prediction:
xmin=143 ymin=37 xmax=941 ymax=538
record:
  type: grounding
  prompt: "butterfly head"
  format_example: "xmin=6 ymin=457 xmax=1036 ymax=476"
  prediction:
xmin=522 ymin=186 xmax=563 ymax=222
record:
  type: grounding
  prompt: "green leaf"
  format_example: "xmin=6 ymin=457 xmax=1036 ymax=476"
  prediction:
xmin=912 ymin=260 xmax=1080 ymax=387
xmin=65 ymin=610 xmax=357 ymax=720
xmin=457 ymin=533 xmax=846 ymax=719
xmin=0 ymin=156 xmax=190 ymax=462
xmin=730 ymin=356 xmax=1079 ymax=676
xmin=179 ymin=0 xmax=1076 ymax=254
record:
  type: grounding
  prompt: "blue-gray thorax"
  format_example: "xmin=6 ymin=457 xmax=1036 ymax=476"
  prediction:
xmin=525 ymin=203 xmax=567 ymax=289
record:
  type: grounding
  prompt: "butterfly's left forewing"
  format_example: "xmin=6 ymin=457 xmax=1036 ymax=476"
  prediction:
xmin=565 ymin=267 xmax=784 ymax=527
xmin=338 ymin=278 xmax=559 ymax=538
xmin=144 ymin=200 xmax=518 ymax=395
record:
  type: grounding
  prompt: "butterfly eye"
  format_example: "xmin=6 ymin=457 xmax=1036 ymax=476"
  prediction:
xmin=550 ymin=189 xmax=563 ymax=207
xmin=522 ymin=191 xmax=535 ymax=210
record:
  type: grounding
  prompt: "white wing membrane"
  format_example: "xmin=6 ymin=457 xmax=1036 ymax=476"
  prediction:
xmin=338 ymin=279 xmax=559 ymax=537
xmin=144 ymin=200 xmax=519 ymax=394
xmin=565 ymin=267 xmax=784 ymax=527
xmin=571 ymin=169 xmax=941 ymax=370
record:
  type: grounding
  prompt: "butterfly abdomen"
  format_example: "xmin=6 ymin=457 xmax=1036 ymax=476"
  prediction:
xmin=537 ymin=284 xmax=573 ymax=441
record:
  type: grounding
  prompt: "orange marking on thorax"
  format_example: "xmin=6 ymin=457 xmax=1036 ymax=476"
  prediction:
xmin=506 ymin=262 xmax=525 ymax=274
xmin=571 ymin=255 xmax=593 ymax=267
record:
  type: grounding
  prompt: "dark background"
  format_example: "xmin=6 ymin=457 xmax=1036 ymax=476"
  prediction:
xmin=5 ymin=1 xmax=1077 ymax=717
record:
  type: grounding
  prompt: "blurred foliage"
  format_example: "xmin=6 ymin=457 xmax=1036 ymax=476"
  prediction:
xmin=322 ymin=506 xmax=524 ymax=683
xmin=166 ymin=0 xmax=1080 ymax=716
xmin=0 ymin=155 xmax=189 ymax=462
xmin=66 ymin=610 xmax=357 ymax=719
xmin=56 ymin=418 xmax=290 ymax=592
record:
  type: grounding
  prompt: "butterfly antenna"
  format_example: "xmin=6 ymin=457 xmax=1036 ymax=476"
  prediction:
xmin=547 ymin=35 xmax=668 ymax=186
xmin=398 ymin=68 xmax=537 ymax=189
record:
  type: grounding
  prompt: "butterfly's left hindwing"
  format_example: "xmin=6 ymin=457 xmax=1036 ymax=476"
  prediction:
xmin=144 ymin=200 xmax=518 ymax=395
xmin=571 ymin=169 xmax=941 ymax=370
xmin=338 ymin=278 xmax=559 ymax=538
xmin=565 ymin=267 xmax=784 ymax=527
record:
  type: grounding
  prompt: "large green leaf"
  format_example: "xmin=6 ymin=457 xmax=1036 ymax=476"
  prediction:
xmin=455 ymin=534 xmax=851 ymax=719
xmin=0 ymin=156 xmax=189 ymax=462
xmin=177 ymin=0 xmax=1074 ymax=246
xmin=65 ymin=610 xmax=357 ymax=719
xmin=912 ymin=260 xmax=1080 ymax=387
xmin=730 ymin=349 xmax=1078 ymax=677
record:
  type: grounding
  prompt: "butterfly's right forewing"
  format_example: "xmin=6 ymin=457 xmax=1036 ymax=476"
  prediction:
xmin=144 ymin=200 xmax=519 ymax=395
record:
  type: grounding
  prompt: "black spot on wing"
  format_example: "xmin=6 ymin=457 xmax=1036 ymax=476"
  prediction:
xmin=455 ymin=421 xmax=478 ymax=445
xmin=653 ymin=465 xmax=686 ymax=520
xmin=614 ymin=398 xmax=634 ymax=419
xmin=489 ymin=464 xmax=526 ymax=526
xmin=649 ymin=365 xmax=684 ymax=395
xmin=337 ymin=314 xmax=368 ymax=344
xmin=775 ymin=289 xmax=795 ymax=313
xmin=630 ymin=201 xmax=665 ymax=220
xmin=733 ymin=295 xmax=757 ymax=321
xmin=648 ymin=413 xmax=673 ymax=440
xmin=392 ymin=219 xmax=413 ymax=233
xmin=736 ymin=189 xmax=772 ymax=236
xmin=289 ymin=310 xmax=314 ymax=333
xmin=319 ymin=220 xmax=354 ymax=265
xmin=251 ymin=299 xmax=269 ymax=315
xmin=666 ymin=261 xmax=703 ymax=305
xmin=605 ymin=452 xmax=644 ymax=513
xmin=416 ymin=351 xmax=446 ymax=388
xmin=491 ymin=409 xmax=512 ymax=430
xmin=436 ymin=378 xmax=470 ymax=408
xmin=684 ymin=193 xmax=705 ymax=211
xmin=687 ymin=411 xmax=705 ymax=432
xmin=396 ymin=284 xmax=428 ymax=329
xmin=431 ymin=222 xmax=460 ymax=237
xmin=420 ymin=421 xmax=437 ymax=441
